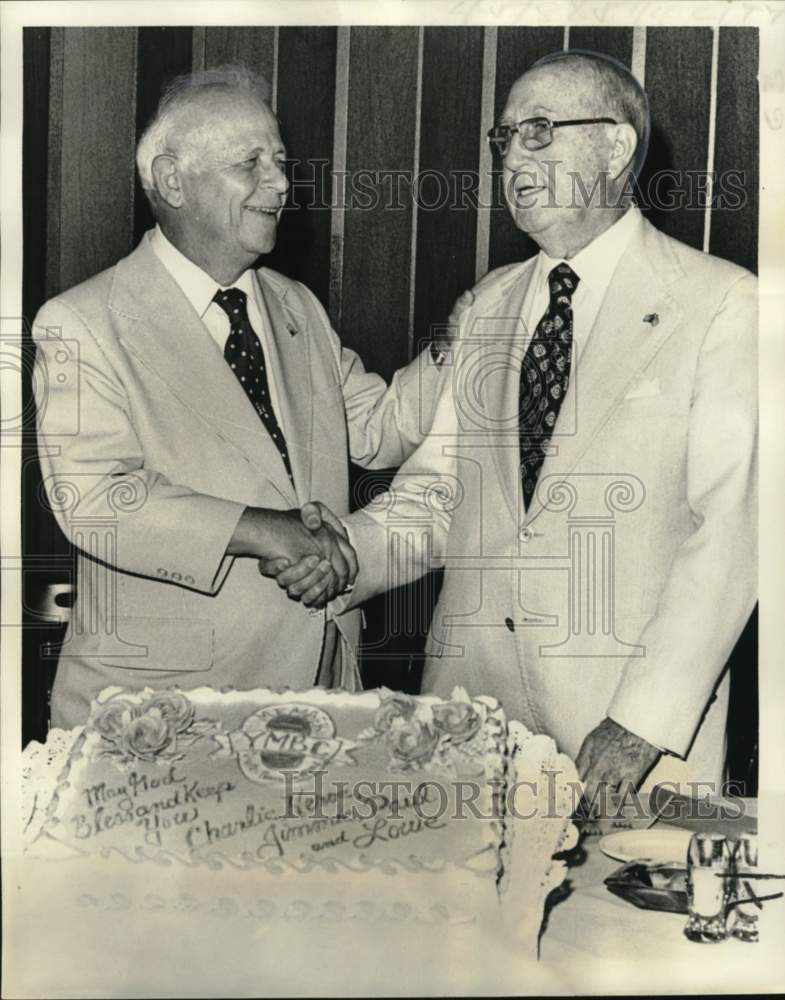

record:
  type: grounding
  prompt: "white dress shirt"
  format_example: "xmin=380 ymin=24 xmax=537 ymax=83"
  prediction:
xmin=149 ymin=225 xmax=287 ymax=432
xmin=521 ymin=205 xmax=643 ymax=360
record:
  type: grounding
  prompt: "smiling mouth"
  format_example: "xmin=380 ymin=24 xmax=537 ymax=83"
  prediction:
xmin=245 ymin=206 xmax=279 ymax=216
xmin=514 ymin=183 xmax=545 ymax=198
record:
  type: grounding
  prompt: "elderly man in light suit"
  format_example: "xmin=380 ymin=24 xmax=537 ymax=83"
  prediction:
xmin=33 ymin=65 xmax=462 ymax=728
xmin=277 ymin=51 xmax=757 ymax=803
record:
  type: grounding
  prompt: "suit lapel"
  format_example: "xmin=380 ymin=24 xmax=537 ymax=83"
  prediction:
xmin=109 ymin=237 xmax=298 ymax=504
xmin=254 ymin=269 xmax=313 ymax=502
xmin=482 ymin=258 xmax=541 ymax=518
xmin=526 ymin=220 xmax=685 ymax=522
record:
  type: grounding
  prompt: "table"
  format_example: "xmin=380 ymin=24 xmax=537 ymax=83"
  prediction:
xmin=11 ymin=737 xmax=783 ymax=997
xmin=538 ymin=821 xmax=783 ymax=995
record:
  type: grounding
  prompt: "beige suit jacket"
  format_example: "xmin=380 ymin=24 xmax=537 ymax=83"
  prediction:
xmin=344 ymin=217 xmax=757 ymax=789
xmin=34 ymin=234 xmax=441 ymax=727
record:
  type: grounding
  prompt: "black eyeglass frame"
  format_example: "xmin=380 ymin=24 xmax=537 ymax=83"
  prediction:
xmin=487 ymin=116 xmax=619 ymax=156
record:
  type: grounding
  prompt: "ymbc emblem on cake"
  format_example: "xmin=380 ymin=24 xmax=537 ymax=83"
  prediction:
xmin=212 ymin=704 xmax=358 ymax=783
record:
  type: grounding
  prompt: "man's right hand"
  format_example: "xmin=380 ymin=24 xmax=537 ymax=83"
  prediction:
xmin=229 ymin=507 xmax=352 ymax=607
xmin=267 ymin=501 xmax=358 ymax=607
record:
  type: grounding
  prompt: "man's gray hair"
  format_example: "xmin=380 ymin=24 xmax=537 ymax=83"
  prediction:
xmin=533 ymin=49 xmax=651 ymax=178
xmin=136 ymin=65 xmax=272 ymax=190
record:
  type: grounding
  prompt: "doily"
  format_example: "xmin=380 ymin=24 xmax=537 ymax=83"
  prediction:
xmin=21 ymin=728 xmax=82 ymax=843
xmin=498 ymin=720 xmax=581 ymax=957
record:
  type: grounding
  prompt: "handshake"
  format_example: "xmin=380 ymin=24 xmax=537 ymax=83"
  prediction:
xmin=257 ymin=502 xmax=357 ymax=609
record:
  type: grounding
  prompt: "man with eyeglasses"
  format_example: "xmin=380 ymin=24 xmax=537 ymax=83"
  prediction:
xmin=31 ymin=65 xmax=470 ymax=727
xmin=274 ymin=50 xmax=757 ymax=809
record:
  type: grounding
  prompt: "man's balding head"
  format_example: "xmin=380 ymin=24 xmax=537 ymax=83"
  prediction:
xmin=499 ymin=50 xmax=647 ymax=257
xmin=137 ymin=65 xmax=289 ymax=286
xmin=528 ymin=50 xmax=650 ymax=178
xmin=136 ymin=65 xmax=273 ymax=196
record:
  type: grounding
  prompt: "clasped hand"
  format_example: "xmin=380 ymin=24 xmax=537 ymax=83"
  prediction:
xmin=258 ymin=502 xmax=355 ymax=608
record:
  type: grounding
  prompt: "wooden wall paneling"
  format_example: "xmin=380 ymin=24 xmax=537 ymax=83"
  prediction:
xmin=489 ymin=27 xmax=564 ymax=271
xmin=340 ymin=27 xmax=419 ymax=380
xmin=339 ymin=27 xmax=420 ymax=687
xmin=568 ymin=26 xmax=633 ymax=66
xmin=55 ymin=28 xmax=137 ymax=294
xmin=639 ymin=27 xmax=713 ymax=250
xmin=44 ymin=28 xmax=64 ymax=300
xmin=202 ymin=27 xmax=277 ymax=92
xmin=413 ymin=27 xmax=484 ymax=349
xmin=266 ymin=27 xmax=337 ymax=310
xmin=23 ymin=26 xmax=66 ymax=559
xmin=23 ymin=27 xmax=51 ymax=326
xmin=133 ymin=27 xmax=193 ymax=244
xmin=23 ymin=27 xmax=68 ymax=745
xmin=710 ymin=27 xmax=759 ymax=273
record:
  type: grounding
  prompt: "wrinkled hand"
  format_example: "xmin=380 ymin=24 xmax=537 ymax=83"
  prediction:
xmin=575 ymin=717 xmax=660 ymax=821
xmin=431 ymin=289 xmax=475 ymax=353
xmin=261 ymin=502 xmax=357 ymax=608
xmin=257 ymin=508 xmax=354 ymax=608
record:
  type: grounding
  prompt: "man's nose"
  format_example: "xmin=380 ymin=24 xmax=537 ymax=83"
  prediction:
xmin=259 ymin=160 xmax=289 ymax=196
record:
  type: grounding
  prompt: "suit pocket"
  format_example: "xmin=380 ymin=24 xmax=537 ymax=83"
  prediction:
xmin=98 ymin=617 xmax=214 ymax=672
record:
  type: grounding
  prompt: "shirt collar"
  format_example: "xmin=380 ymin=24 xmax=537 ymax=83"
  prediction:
xmin=538 ymin=204 xmax=642 ymax=294
xmin=149 ymin=225 xmax=256 ymax=318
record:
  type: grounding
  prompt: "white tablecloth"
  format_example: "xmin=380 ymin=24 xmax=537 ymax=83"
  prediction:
xmin=539 ymin=821 xmax=783 ymax=995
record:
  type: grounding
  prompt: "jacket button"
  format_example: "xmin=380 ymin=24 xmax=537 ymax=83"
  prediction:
xmin=504 ymin=617 xmax=515 ymax=632
xmin=519 ymin=526 xmax=533 ymax=542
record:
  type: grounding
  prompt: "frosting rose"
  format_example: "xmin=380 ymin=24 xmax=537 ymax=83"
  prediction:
xmin=93 ymin=699 xmax=137 ymax=743
xmin=386 ymin=718 xmax=439 ymax=765
xmin=430 ymin=701 xmax=482 ymax=743
xmin=121 ymin=707 xmax=175 ymax=762
xmin=145 ymin=691 xmax=194 ymax=733
xmin=374 ymin=693 xmax=416 ymax=733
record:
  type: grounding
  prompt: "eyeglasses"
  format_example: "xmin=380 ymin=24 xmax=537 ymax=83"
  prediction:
xmin=487 ymin=116 xmax=618 ymax=156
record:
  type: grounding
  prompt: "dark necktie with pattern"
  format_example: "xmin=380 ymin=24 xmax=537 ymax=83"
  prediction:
xmin=213 ymin=287 xmax=295 ymax=487
xmin=519 ymin=262 xmax=580 ymax=511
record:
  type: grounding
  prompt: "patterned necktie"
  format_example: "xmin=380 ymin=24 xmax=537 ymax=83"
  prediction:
xmin=213 ymin=287 xmax=295 ymax=487
xmin=519 ymin=262 xmax=580 ymax=511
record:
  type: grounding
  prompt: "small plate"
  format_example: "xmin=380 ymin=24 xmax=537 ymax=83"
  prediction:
xmin=599 ymin=828 xmax=692 ymax=866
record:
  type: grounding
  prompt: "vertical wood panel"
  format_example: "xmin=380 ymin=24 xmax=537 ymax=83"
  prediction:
xmin=266 ymin=28 xmax=337 ymax=310
xmin=639 ymin=28 xmax=713 ymax=250
xmin=133 ymin=27 xmax=193 ymax=244
xmin=489 ymin=27 xmax=563 ymax=271
xmin=45 ymin=28 xmax=64 ymax=300
xmin=414 ymin=27 xmax=484 ymax=349
xmin=710 ymin=27 xmax=758 ymax=273
xmin=23 ymin=28 xmax=51 ymax=326
xmin=329 ymin=26 xmax=351 ymax=331
xmin=568 ymin=26 xmax=633 ymax=67
xmin=23 ymin=28 xmax=68 ymax=745
xmin=341 ymin=27 xmax=419 ymax=380
xmin=56 ymin=28 xmax=137 ymax=293
xmin=203 ymin=26 xmax=276 ymax=82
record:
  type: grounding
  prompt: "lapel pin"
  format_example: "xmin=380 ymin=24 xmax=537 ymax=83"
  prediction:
xmin=643 ymin=313 xmax=659 ymax=327
xmin=286 ymin=322 xmax=299 ymax=337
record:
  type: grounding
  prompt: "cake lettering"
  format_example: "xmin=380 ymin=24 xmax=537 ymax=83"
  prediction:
xmin=352 ymin=813 xmax=447 ymax=851
xmin=72 ymin=768 xmax=236 ymax=847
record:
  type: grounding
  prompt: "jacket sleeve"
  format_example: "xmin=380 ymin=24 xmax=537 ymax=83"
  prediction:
xmin=607 ymin=272 xmax=758 ymax=757
xmin=33 ymin=298 xmax=246 ymax=595
xmin=296 ymin=281 xmax=443 ymax=469
xmin=338 ymin=343 xmax=464 ymax=611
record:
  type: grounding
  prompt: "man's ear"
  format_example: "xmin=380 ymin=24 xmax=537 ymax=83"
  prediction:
xmin=150 ymin=154 xmax=184 ymax=208
xmin=608 ymin=123 xmax=638 ymax=181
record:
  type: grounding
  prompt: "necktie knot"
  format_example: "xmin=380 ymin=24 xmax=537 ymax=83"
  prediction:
xmin=213 ymin=287 xmax=249 ymax=321
xmin=548 ymin=263 xmax=580 ymax=304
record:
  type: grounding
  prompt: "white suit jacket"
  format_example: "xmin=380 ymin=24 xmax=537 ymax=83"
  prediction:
xmin=33 ymin=233 xmax=441 ymax=727
xmin=344 ymin=216 xmax=757 ymax=788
